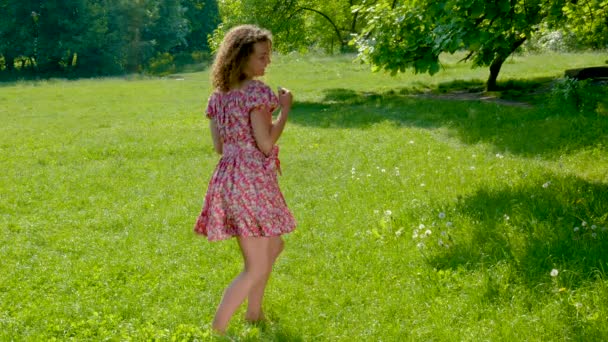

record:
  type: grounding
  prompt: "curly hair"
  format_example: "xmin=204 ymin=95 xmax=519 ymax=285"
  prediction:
xmin=211 ymin=25 xmax=273 ymax=92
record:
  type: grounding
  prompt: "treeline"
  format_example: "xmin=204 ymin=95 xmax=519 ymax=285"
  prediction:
xmin=0 ymin=0 xmax=219 ymax=77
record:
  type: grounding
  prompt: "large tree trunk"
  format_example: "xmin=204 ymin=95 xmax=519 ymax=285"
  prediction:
xmin=486 ymin=38 xmax=527 ymax=91
xmin=486 ymin=57 xmax=505 ymax=91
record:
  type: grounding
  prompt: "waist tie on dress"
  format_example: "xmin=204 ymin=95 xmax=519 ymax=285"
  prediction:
xmin=222 ymin=144 xmax=282 ymax=176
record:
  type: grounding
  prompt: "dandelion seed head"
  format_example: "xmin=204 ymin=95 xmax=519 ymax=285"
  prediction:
xmin=573 ymin=226 xmax=580 ymax=232
xmin=438 ymin=238 xmax=444 ymax=246
xmin=592 ymin=233 xmax=597 ymax=238
xmin=446 ymin=221 xmax=453 ymax=228
xmin=425 ymin=229 xmax=432 ymax=236
xmin=574 ymin=302 xmax=583 ymax=309
xmin=441 ymin=231 xmax=447 ymax=237
xmin=582 ymin=221 xmax=587 ymax=227
xmin=373 ymin=210 xmax=379 ymax=215
xmin=550 ymin=269 xmax=559 ymax=277
xmin=542 ymin=181 xmax=551 ymax=188
xmin=419 ymin=224 xmax=426 ymax=229
xmin=591 ymin=225 xmax=597 ymax=230
xmin=438 ymin=212 xmax=446 ymax=219
xmin=384 ymin=210 xmax=392 ymax=216
xmin=496 ymin=153 xmax=504 ymax=159
xmin=416 ymin=242 xmax=425 ymax=249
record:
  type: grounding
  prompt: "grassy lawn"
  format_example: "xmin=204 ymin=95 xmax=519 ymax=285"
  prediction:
xmin=1 ymin=51 xmax=607 ymax=341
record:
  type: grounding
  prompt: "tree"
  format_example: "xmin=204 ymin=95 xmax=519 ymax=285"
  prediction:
xmin=210 ymin=0 xmax=368 ymax=54
xmin=353 ymin=0 xmax=606 ymax=91
xmin=181 ymin=0 xmax=220 ymax=52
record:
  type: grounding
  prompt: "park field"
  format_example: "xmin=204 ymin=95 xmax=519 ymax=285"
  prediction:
xmin=1 ymin=52 xmax=607 ymax=341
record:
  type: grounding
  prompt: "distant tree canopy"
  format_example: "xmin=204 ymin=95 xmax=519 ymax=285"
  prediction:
xmin=0 ymin=0 xmax=220 ymax=77
xmin=209 ymin=0 xmax=370 ymax=54
xmin=2 ymin=0 xmax=604 ymax=81
xmin=353 ymin=0 xmax=608 ymax=91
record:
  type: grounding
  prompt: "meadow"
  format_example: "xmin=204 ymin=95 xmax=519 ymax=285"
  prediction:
xmin=1 ymin=51 xmax=607 ymax=341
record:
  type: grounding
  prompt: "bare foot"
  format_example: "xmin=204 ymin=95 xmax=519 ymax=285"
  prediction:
xmin=245 ymin=311 xmax=266 ymax=324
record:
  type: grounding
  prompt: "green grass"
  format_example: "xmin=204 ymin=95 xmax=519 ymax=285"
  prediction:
xmin=1 ymin=51 xmax=607 ymax=341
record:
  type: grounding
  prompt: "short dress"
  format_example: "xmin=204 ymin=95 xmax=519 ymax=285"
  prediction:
xmin=194 ymin=80 xmax=296 ymax=241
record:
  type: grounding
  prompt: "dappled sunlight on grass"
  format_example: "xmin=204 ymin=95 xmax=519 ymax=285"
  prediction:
xmin=1 ymin=52 xmax=607 ymax=340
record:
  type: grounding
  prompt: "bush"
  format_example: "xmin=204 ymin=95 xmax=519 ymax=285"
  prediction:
xmin=550 ymin=77 xmax=608 ymax=115
xmin=145 ymin=53 xmax=176 ymax=76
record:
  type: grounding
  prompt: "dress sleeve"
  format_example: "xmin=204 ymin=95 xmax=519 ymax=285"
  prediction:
xmin=246 ymin=82 xmax=279 ymax=113
xmin=205 ymin=92 xmax=218 ymax=119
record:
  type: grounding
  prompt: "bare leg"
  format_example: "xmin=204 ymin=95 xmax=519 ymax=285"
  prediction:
xmin=245 ymin=236 xmax=284 ymax=322
xmin=212 ymin=236 xmax=273 ymax=334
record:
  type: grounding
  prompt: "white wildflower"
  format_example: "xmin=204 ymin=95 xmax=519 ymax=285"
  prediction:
xmin=496 ymin=153 xmax=504 ymax=159
xmin=469 ymin=166 xmax=476 ymax=170
xmin=416 ymin=242 xmax=425 ymax=249
xmin=381 ymin=168 xmax=386 ymax=173
xmin=425 ymin=229 xmax=432 ymax=236
xmin=582 ymin=221 xmax=587 ymax=227
xmin=409 ymin=140 xmax=415 ymax=144
xmin=419 ymin=224 xmax=426 ymax=229
xmin=384 ymin=210 xmax=392 ymax=216
xmin=420 ymin=183 xmax=426 ymax=187
xmin=550 ymin=269 xmax=559 ymax=277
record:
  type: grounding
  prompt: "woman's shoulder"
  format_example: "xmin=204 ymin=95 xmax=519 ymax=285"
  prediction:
xmin=247 ymin=80 xmax=272 ymax=93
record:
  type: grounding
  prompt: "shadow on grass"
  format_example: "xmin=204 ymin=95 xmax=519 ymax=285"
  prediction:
xmin=291 ymin=80 xmax=607 ymax=157
xmin=427 ymin=173 xmax=608 ymax=289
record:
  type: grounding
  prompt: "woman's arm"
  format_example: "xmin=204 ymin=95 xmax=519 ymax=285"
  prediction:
xmin=251 ymin=88 xmax=292 ymax=156
xmin=209 ymin=119 xmax=223 ymax=154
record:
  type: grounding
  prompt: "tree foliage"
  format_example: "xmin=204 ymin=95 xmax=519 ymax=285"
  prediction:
xmin=353 ymin=0 xmax=608 ymax=90
xmin=210 ymin=0 xmax=369 ymax=54
xmin=0 ymin=0 xmax=220 ymax=77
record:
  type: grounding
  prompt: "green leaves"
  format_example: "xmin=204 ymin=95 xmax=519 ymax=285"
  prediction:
xmin=352 ymin=0 xmax=588 ymax=89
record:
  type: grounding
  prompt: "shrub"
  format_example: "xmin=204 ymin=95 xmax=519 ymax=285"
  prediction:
xmin=550 ymin=77 xmax=608 ymax=115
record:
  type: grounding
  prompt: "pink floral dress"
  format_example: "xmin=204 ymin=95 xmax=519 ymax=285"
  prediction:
xmin=194 ymin=80 xmax=296 ymax=241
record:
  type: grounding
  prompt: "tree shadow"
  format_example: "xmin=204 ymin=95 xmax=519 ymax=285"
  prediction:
xmin=290 ymin=78 xmax=607 ymax=157
xmin=426 ymin=173 xmax=608 ymax=289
